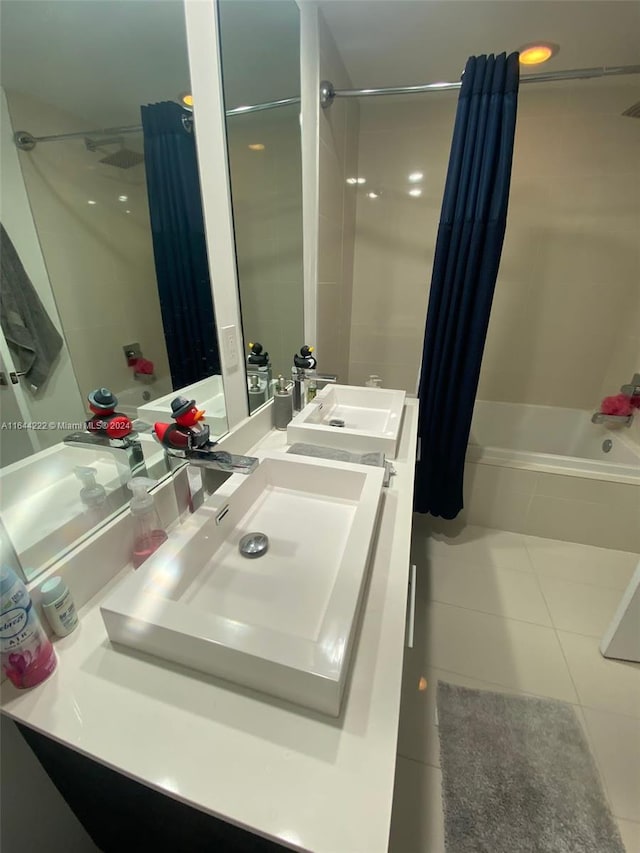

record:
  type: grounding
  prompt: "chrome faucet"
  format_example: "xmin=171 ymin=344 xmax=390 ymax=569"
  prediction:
xmin=163 ymin=445 xmax=259 ymax=475
xmin=591 ymin=412 xmax=633 ymax=428
xmin=63 ymin=431 xmax=147 ymax=471
xmin=621 ymin=373 xmax=640 ymax=397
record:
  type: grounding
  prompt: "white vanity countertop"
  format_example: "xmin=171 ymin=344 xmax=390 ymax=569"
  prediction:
xmin=1 ymin=399 xmax=419 ymax=853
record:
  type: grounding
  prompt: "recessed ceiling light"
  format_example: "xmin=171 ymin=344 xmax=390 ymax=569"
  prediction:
xmin=125 ymin=209 xmax=131 ymax=214
xmin=518 ymin=42 xmax=559 ymax=66
xmin=356 ymin=177 xmax=366 ymax=184
xmin=248 ymin=143 xmax=265 ymax=151
xmin=409 ymin=188 xmax=422 ymax=197
xmin=408 ymin=172 xmax=423 ymax=182
xmin=346 ymin=177 xmax=358 ymax=185
xmin=87 ymin=199 xmax=96 ymax=205
xmin=118 ymin=195 xmax=128 ymax=202
xmin=366 ymin=191 xmax=380 ymax=199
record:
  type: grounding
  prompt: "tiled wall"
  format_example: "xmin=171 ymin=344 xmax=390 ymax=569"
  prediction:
xmin=458 ymin=461 xmax=640 ymax=554
xmin=226 ymin=108 xmax=304 ymax=378
xmin=5 ymin=91 xmax=171 ymax=403
xmin=1 ymin=89 xmax=85 ymax=451
xmin=316 ymin=10 xmax=360 ymax=383
xmin=348 ymin=78 xmax=640 ymax=407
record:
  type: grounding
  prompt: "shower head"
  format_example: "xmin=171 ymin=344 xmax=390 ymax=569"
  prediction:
xmin=622 ymin=101 xmax=640 ymax=118
xmin=84 ymin=135 xmax=144 ymax=168
xmin=98 ymin=147 xmax=144 ymax=169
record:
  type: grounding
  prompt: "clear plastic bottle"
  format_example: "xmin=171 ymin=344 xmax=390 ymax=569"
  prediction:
xmin=0 ymin=566 xmax=57 ymax=689
xmin=128 ymin=478 xmax=168 ymax=569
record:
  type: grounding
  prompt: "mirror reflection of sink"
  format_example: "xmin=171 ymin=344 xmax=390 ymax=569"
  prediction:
xmin=137 ymin=375 xmax=228 ymax=440
xmin=0 ymin=436 xmax=167 ymax=578
xmin=287 ymin=384 xmax=406 ymax=458
xmin=101 ymin=451 xmax=384 ymax=715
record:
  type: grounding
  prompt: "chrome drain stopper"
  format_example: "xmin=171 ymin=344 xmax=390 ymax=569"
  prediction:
xmin=239 ymin=532 xmax=269 ymax=558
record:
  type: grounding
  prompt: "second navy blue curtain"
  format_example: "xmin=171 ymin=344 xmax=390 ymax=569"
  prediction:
xmin=415 ymin=53 xmax=520 ymax=518
xmin=141 ymin=101 xmax=220 ymax=389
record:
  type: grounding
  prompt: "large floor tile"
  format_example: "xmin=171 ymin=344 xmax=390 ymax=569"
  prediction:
xmin=583 ymin=708 xmax=640 ymax=823
xmin=524 ymin=535 xmax=638 ymax=590
xmin=558 ymin=631 xmax=640 ymax=718
xmin=618 ymin=819 xmax=640 ymax=853
xmin=414 ymin=602 xmax=578 ymax=703
xmin=413 ymin=520 xmax=533 ymax=573
xmin=538 ymin=575 xmax=624 ymax=637
xmin=388 ymin=757 xmax=445 ymax=853
xmin=425 ymin=555 xmax=552 ymax=626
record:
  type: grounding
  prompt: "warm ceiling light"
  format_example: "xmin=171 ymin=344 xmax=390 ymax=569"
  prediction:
xmin=248 ymin=143 xmax=265 ymax=151
xmin=181 ymin=92 xmax=194 ymax=108
xmin=356 ymin=177 xmax=366 ymax=184
xmin=408 ymin=172 xmax=423 ymax=182
xmin=409 ymin=188 xmax=422 ymax=197
xmin=118 ymin=195 xmax=128 ymax=202
xmin=519 ymin=43 xmax=559 ymax=66
xmin=87 ymin=199 xmax=97 ymax=205
xmin=366 ymin=191 xmax=379 ymax=199
xmin=346 ymin=177 xmax=358 ymax=185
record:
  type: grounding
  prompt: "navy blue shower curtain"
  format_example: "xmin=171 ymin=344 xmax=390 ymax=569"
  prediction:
xmin=141 ymin=101 xmax=220 ymax=389
xmin=415 ymin=53 xmax=520 ymax=518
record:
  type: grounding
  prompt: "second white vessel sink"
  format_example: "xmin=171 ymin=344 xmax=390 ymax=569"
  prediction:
xmin=101 ymin=451 xmax=384 ymax=715
xmin=287 ymin=384 xmax=406 ymax=458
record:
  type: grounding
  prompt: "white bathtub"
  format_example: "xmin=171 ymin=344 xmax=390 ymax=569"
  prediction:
xmin=461 ymin=401 xmax=640 ymax=552
xmin=115 ymin=377 xmax=173 ymax=419
xmin=469 ymin=401 xmax=640 ymax=484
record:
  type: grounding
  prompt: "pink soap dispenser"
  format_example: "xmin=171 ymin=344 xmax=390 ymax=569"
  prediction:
xmin=127 ymin=478 xmax=168 ymax=568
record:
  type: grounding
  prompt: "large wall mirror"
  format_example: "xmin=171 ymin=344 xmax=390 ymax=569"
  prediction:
xmin=0 ymin=0 xmax=228 ymax=579
xmin=217 ymin=0 xmax=304 ymax=413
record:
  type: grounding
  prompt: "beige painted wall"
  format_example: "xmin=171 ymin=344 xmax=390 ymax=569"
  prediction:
xmin=316 ymin=10 xmax=359 ymax=383
xmin=226 ymin=107 xmax=304 ymax=378
xmin=4 ymin=91 xmax=171 ymax=404
xmin=347 ymin=77 xmax=640 ymax=408
xmin=1 ymin=89 xmax=85 ymax=451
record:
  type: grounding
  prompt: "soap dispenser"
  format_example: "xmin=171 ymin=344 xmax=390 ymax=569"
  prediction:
xmin=74 ymin=466 xmax=108 ymax=523
xmin=128 ymin=477 xmax=168 ymax=568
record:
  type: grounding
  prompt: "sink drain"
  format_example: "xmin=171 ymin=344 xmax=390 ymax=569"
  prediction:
xmin=239 ymin=532 xmax=269 ymax=558
xmin=602 ymin=439 xmax=613 ymax=454
xmin=328 ymin=418 xmax=345 ymax=428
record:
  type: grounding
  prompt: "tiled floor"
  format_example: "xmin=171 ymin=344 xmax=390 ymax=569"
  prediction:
xmin=389 ymin=520 xmax=640 ymax=853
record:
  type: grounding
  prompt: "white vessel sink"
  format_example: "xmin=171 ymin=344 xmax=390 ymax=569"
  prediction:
xmin=100 ymin=451 xmax=384 ymax=715
xmin=137 ymin=375 xmax=228 ymax=440
xmin=287 ymin=384 xmax=406 ymax=458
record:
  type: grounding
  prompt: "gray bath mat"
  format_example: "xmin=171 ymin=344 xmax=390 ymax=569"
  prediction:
xmin=437 ymin=682 xmax=625 ymax=853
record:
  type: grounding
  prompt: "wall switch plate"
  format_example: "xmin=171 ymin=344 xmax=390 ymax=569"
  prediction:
xmin=221 ymin=324 xmax=239 ymax=372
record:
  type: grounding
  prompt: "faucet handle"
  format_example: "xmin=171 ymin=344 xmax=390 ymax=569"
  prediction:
xmin=620 ymin=373 xmax=640 ymax=397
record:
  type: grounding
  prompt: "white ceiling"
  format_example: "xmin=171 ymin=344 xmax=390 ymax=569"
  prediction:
xmin=0 ymin=0 xmax=299 ymax=131
xmin=1 ymin=0 xmax=638 ymax=134
xmin=317 ymin=0 xmax=640 ymax=88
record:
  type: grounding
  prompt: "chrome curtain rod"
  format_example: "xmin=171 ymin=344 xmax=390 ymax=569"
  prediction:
xmin=13 ymin=95 xmax=301 ymax=150
xmin=320 ymin=64 xmax=640 ymax=108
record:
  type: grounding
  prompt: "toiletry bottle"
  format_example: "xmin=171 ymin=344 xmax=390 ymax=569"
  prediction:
xmin=306 ymin=370 xmax=318 ymax=403
xmin=274 ymin=375 xmax=293 ymax=430
xmin=128 ymin=478 xmax=168 ymax=568
xmin=40 ymin=577 xmax=79 ymax=638
xmin=0 ymin=566 xmax=57 ymax=689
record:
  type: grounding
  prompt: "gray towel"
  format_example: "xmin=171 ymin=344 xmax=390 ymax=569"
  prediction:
xmin=0 ymin=223 xmax=63 ymax=389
